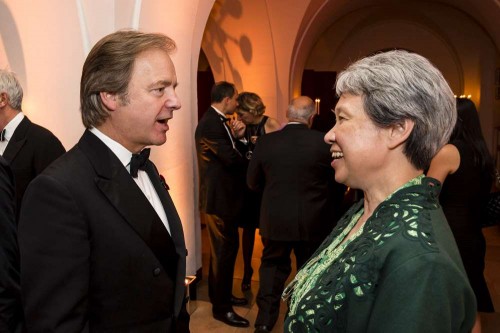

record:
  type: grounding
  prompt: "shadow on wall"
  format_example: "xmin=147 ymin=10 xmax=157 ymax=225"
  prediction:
xmin=203 ymin=0 xmax=252 ymax=88
xmin=0 ymin=2 xmax=26 ymax=86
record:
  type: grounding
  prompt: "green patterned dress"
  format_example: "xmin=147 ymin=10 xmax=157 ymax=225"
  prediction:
xmin=283 ymin=176 xmax=476 ymax=332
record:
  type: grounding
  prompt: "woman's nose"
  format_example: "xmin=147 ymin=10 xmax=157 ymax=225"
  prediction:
xmin=324 ymin=127 xmax=335 ymax=144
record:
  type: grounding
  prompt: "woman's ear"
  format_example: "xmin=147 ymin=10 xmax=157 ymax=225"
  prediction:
xmin=387 ymin=119 xmax=414 ymax=149
xmin=99 ymin=92 xmax=119 ymax=111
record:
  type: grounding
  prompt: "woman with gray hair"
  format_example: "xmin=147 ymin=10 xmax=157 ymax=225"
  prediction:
xmin=282 ymin=50 xmax=476 ymax=332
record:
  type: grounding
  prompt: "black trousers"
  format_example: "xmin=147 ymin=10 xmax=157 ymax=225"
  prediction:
xmin=204 ymin=213 xmax=240 ymax=314
xmin=255 ymin=238 xmax=321 ymax=329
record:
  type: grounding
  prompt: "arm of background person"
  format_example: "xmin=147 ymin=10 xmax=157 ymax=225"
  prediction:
xmin=197 ymin=124 xmax=246 ymax=167
xmin=32 ymin=132 xmax=66 ymax=174
xmin=426 ymin=143 xmax=460 ymax=184
xmin=18 ymin=175 xmax=89 ymax=332
xmin=0 ymin=159 xmax=22 ymax=332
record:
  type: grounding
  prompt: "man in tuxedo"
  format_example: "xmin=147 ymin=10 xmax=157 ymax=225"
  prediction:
xmin=18 ymin=30 xmax=189 ymax=332
xmin=247 ymin=96 xmax=346 ymax=333
xmin=0 ymin=69 xmax=66 ymax=216
xmin=0 ymin=156 xmax=23 ymax=332
xmin=195 ymin=81 xmax=250 ymax=327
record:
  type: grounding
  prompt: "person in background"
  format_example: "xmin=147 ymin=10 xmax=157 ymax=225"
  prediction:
xmin=427 ymin=97 xmax=495 ymax=333
xmin=283 ymin=50 xmax=476 ymax=332
xmin=195 ymin=81 xmax=250 ymax=328
xmin=0 ymin=156 xmax=23 ymax=332
xmin=0 ymin=69 xmax=65 ymax=216
xmin=247 ymin=96 xmax=346 ymax=333
xmin=18 ymin=30 xmax=189 ymax=332
xmin=235 ymin=91 xmax=280 ymax=291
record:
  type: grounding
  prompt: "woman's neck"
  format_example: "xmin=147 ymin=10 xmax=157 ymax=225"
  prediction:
xmin=251 ymin=115 xmax=264 ymax=125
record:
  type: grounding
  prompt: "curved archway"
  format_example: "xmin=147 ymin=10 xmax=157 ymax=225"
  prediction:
xmin=290 ymin=0 xmax=499 ymax=149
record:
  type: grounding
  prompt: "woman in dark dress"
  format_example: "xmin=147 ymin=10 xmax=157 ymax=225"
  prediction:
xmin=236 ymin=92 xmax=280 ymax=291
xmin=427 ymin=97 xmax=495 ymax=333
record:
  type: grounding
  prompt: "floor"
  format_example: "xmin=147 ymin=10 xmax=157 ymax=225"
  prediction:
xmin=189 ymin=226 xmax=500 ymax=333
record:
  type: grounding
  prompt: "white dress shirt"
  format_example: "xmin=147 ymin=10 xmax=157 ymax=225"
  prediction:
xmin=90 ymin=127 xmax=171 ymax=234
xmin=0 ymin=112 xmax=24 ymax=155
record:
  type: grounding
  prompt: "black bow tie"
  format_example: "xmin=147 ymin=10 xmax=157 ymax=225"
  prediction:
xmin=0 ymin=129 xmax=6 ymax=141
xmin=130 ymin=148 xmax=150 ymax=178
xmin=220 ymin=116 xmax=230 ymax=123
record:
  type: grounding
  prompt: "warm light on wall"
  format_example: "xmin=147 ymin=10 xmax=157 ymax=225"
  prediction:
xmin=315 ymin=98 xmax=320 ymax=115
xmin=454 ymin=94 xmax=472 ymax=99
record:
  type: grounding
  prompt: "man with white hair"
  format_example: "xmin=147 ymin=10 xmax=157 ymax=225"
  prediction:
xmin=0 ymin=69 xmax=65 ymax=216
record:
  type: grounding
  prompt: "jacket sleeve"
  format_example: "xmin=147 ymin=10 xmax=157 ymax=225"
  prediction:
xmin=196 ymin=122 xmax=246 ymax=168
xmin=366 ymin=253 xmax=476 ymax=333
xmin=18 ymin=174 xmax=89 ymax=332
xmin=32 ymin=132 xmax=66 ymax=175
xmin=0 ymin=160 xmax=23 ymax=332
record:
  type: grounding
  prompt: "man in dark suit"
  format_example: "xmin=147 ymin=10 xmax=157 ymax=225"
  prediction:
xmin=247 ymin=96 xmax=346 ymax=333
xmin=195 ymin=81 xmax=250 ymax=327
xmin=0 ymin=69 xmax=66 ymax=215
xmin=0 ymin=156 xmax=23 ymax=332
xmin=18 ymin=30 xmax=189 ymax=332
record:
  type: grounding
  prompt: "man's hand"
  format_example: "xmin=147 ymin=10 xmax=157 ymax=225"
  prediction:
xmin=230 ymin=119 xmax=246 ymax=139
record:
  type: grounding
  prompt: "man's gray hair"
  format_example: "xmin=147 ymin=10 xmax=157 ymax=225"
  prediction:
xmin=0 ymin=69 xmax=23 ymax=110
xmin=336 ymin=50 xmax=456 ymax=170
xmin=287 ymin=96 xmax=315 ymax=123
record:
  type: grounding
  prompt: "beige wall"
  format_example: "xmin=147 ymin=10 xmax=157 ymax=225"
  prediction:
xmin=202 ymin=0 xmax=312 ymax=124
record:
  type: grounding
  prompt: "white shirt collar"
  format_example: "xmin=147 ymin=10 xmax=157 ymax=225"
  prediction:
xmin=3 ymin=112 xmax=25 ymax=141
xmin=212 ymin=106 xmax=226 ymax=118
xmin=89 ymin=127 xmax=134 ymax=169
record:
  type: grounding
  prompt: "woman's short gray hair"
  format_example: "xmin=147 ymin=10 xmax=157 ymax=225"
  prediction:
xmin=0 ymin=69 xmax=23 ymax=110
xmin=336 ymin=50 xmax=456 ymax=170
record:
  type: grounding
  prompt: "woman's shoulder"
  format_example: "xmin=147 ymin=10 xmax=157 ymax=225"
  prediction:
xmin=264 ymin=117 xmax=281 ymax=133
xmin=427 ymin=144 xmax=460 ymax=183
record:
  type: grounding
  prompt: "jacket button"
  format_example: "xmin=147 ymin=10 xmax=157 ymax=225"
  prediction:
xmin=153 ymin=267 xmax=161 ymax=276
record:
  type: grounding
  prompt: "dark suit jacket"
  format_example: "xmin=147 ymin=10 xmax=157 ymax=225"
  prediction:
xmin=18 ymin=130 xmax=188 ymax=332
xmin=247 ymin=123 xmax=346 ymax=242
xmin=0 ymin=157 xmax=23 ymax=332
xmin=195 ymin=107 xmax=247 ymax=219
xmin=2 ymin=116 xmax=65 ymax=214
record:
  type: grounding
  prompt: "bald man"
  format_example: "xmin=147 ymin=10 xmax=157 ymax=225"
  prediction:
xmin=247 ymin=96 xmax=346 ymax=333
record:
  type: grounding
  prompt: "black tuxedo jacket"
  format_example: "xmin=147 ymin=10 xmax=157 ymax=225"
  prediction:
xmin=2 ymin=116 xmax=65 ymax=213
xmin=18 ymin=130 xmax=189 ymax=332
xmin=247 ymin=123 xmax=346 ymax=242
xmin=0 ymin=157 xmax=23 ymax=332
xmin=195 ymin=107 xmax=247 ymax=219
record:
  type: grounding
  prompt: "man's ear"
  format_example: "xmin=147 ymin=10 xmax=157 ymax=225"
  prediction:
xmin=0 ymin=92 xmax=9 ymax=108
xmin=100 ymin=92 xmax=119 ymax=111
xmin=387 ymin=119 xmax=414 ymax=149
xmin=223 ymin=96 xmax=230 ymax=106
xmin=307 ymin=113 xmax=316 ymax=128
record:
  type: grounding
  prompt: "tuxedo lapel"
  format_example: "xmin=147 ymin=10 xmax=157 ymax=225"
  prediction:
xmin=144 ymin=161 xmax=187 ymax=314
xmin=145 ymin=162 xmax=186 ymax=256
xmin=2 ymin=117 xmax=29 ymax=162
xmin=78 ymin=131 xmax=177 ymax=277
